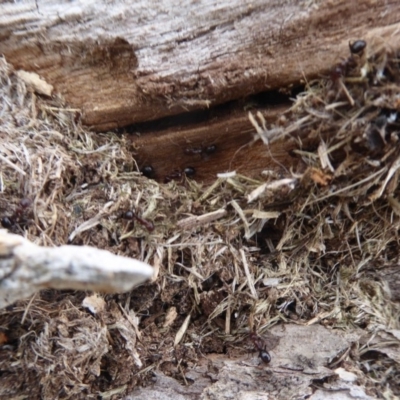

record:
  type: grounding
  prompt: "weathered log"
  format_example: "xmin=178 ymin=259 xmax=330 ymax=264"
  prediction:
xmin=1 ymin=0 xmax=399 ymax=131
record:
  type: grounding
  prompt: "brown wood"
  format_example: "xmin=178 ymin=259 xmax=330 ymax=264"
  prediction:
xmin=131 ymin=103 xmax=301 ymax=183
xmin=1 ymin=1 xmax=399 ymax=131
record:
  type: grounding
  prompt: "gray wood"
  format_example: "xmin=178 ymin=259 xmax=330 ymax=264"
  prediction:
xmin=1 ymin=0 xmax=399 ymax=130
xmin=0 ymin=230 xmax=153 ymax=308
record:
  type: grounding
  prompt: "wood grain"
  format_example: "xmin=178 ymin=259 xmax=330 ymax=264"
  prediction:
xmin=1 ymin=0 xmax=399 ymax=130
xmin=130 ymin=103 xmax=303 ymax=183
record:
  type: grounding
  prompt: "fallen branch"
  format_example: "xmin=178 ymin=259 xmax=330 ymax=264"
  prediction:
xmin=0 ymin=230 xmax=153 ymax=308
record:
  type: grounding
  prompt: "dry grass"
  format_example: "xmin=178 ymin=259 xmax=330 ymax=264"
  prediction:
xmin=0 ymin=39 xmax=399 ymax=399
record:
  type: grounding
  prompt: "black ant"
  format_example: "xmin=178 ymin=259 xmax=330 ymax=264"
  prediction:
xmin=183 ymin=167 xmax=195 ymax=177
xmin=331 ymin=40 xmax=367 ymax=80
xmin=205 ymin=144 xmax=217 ymax=154
xmin=249 ymin=330 xmax=271 ymax=364
xmin=184 ymin=144 xmax=216 ymax=157
xmin=141 ymin=165 xmax=155 ymax=179
xmin=350 ymin=40 xmax=367 ymax=55
xmin=122 ymin=210 xmax=154 ymax=232
xmin=330 ymin=40 xmax=367 ymax=106
xmin=184 ymin=147 xmax=203 ymax=156
xmin=164 ymin=170 xmax=182 ymax=183
xmin=164 ymin=167 xmax=196 ymax=183
xmin=1 ymin=198 xmax=31 ymax=231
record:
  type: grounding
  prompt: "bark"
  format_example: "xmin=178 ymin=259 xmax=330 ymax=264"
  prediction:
xmin=130 ymin=325 xmax=366 ymax=400
xmin=1 ymin=0 xmax=399 ymax=131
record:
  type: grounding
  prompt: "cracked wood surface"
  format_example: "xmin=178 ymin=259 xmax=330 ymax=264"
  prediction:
xmin=1 ymin=0 xmax=399 ymax=130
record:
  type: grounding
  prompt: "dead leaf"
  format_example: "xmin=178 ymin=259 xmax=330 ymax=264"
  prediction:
xmin=164 ymin=307 xmax=178 ymax=328
xmin=174 ymin=313 xmax=191 ymax=346
xmin=82 ymin=294 xmax=106 ymax=314
xmin=16 ymin=70 xmax=53 ymax=96
xmin=309 ymin=167 xmax=332 ymax=186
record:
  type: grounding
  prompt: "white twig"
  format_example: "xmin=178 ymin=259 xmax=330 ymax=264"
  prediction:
xmin=240 ymin=248 xmax=258 ymax=299
xmin=0 ymin=230 xmax=153 ymax=308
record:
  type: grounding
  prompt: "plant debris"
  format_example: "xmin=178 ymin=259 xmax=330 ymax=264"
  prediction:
xmin=0 ymin=37 xmax=400 ymax=399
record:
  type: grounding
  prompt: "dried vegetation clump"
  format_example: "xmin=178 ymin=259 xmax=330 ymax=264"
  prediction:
xmin=0 ymin=37 xmax=400 ymax=399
